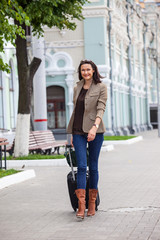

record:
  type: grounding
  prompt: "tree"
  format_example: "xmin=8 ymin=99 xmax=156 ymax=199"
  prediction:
xmin=0 ymin=0 xmax=29 ymax=72
xmin=13 ymin=0 xmax=89 ymax=156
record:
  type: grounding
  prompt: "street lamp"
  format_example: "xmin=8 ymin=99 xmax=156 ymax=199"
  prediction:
xmin=147 ymin=47 xmax=160 ymax=137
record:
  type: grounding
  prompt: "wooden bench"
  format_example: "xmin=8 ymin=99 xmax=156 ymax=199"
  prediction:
xmin=0 ymin=138 xmax=9 ymax=169
xmin=3 ymin=139 xmax=15 ymax=156
xmin=29 ymin=132 xmax=40 ymax=153
xmin=1 ymin=134 xmax=38 ymax=156
xmin=31 ymin=130 xmax=67 ymax=154
xmin=2 ymin=130 xmax=67 ymax=156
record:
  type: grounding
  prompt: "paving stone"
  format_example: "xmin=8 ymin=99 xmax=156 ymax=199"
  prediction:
xmin=0 ymin=130 xmax=160 ymax=240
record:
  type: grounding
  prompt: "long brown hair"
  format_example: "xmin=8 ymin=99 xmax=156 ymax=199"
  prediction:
xmin=78 ymin=60 xmax=103 ymax=84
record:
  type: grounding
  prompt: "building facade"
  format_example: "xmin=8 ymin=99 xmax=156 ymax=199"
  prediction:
xmin=0 ymin=42 xmax=18 ymax=132
xmin=1 ymin=0 xmax=160 ymax=136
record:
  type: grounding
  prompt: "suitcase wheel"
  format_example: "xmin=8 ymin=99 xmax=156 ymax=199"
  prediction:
xmin=74 ymin=207 xmax=77 ymax=212
xmin=95 ymin=206 xmax=98 ymax=211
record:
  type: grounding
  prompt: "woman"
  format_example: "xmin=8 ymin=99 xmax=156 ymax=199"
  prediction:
xmin=67 ymin=60 xmax=107 ymax=219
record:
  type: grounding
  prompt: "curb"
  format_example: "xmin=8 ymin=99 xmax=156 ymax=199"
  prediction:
xmin=101 ymin=144 xmax=114 ymax=152
xmin=5 ymin=159 xmax=68 ymax=168
xmin=0 ymin=169 xmax=36 ymax=190
xmin=103 ymin=136 xmax=143 ymax=145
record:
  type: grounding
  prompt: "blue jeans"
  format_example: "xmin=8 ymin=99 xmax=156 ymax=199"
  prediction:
xmin=73 ymin=133 xmax=104 ymax=190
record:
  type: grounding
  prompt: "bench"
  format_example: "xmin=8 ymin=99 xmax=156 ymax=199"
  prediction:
xmin=31 ymin=130 xmax=67 ymax=154
xmin=3 ymin=139 xmax=15 ymax=156
xmin=2 ymin=130 xmax=67 ymax=156
xmin=29 ymin=132 xmax=40 ymax=153
xmin=0 ymin=138 xmax=9 ymax=169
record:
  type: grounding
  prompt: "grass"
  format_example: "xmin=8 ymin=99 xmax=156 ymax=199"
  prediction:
xmin=0 ymin=169 xmax=21 ymax=178
xmin=104 ymin=135 xmax=137 ymax=141
xmin=3 ymin=154 xmax=65 ymax=160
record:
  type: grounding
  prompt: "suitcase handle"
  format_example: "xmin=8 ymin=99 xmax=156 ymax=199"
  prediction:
xmin=68 ymin=147 xmax=75 ymax=181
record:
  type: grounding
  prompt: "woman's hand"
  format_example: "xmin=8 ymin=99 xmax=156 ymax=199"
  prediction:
xmin=87 ymin=126 xmax=97 ymax=142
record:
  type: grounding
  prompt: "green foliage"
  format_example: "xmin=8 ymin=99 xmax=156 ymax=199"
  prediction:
xmin=0 ymin=168 xmax=21 ymax=178
xmin=21 ymin=0 xmax=89 ymax=36
xmin=0 ymin=0 xmax=89 ymax=71
xmin=0 ymin=0 xmax=88 ymax=72
xmin=0 ymin=0 xmax=30 ymax=72
xmin=104 ymin=136 xmax=137 ymax=141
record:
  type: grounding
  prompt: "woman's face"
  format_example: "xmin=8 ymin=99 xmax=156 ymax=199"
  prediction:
xmin=80 ymin=64 xmax=94 ymax=82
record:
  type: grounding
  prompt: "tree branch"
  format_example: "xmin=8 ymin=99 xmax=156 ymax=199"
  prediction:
xmin=29 ymin=57 xmax=42 ymax=78
xmin=29 ymin=57 xmax=42 ymax=91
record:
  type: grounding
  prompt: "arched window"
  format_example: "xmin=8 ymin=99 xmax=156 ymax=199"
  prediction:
xmin=9 ymin=60 xmax=15 ymax=129
xmin=0 ymin=70 xmax=4 ymax=129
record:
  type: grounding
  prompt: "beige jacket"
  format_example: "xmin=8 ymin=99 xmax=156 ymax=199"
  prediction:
xmin=67 ymin=79 xmax=107 ymax=134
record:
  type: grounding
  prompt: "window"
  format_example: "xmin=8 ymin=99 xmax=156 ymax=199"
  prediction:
xmin=47 ymin=86 xmax=66 ymax=129
xmin=9 ymin=61 xmax=15 ymax=129
xmin=9 ymin=64 xmax=14 ymax=90
xmin=0 ymin=71 xmax=2 ymax=89
xmin=0 ymin=71 xmax=4 ymax=129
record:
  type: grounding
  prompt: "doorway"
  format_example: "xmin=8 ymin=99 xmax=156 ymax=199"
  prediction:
xmin=47 ymin=86 xmax=66 ymax=129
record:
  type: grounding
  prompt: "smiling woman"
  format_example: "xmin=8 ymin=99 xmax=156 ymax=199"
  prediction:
xmin=67 ymin=59 xmax=107 ymax=219
xmin=80 ymin=64 xmax=95 ymax=83
xmin=78 ymin=60 xmax=102 ymax=84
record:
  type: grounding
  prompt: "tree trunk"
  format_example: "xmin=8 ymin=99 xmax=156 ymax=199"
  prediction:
xmin=14 ymin=22 xmax=41 ymax=157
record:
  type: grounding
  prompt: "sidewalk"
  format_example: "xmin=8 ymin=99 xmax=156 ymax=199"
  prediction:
xmin=0 ymin=130 xmax=160 ymax=240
